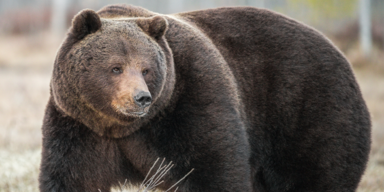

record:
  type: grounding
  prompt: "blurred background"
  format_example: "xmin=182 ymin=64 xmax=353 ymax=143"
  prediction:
xmin=0 ymin=0 xmax=383 ymax=191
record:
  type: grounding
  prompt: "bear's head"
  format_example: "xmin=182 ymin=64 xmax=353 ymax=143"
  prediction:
xmin=51 ymin=9 xmax=175 ymax=137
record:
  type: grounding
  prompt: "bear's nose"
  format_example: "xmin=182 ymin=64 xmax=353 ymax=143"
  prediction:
xmin=134 ymin=91 xmax=152 ymax=108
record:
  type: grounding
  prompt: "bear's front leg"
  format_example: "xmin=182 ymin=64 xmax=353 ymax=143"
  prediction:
xmin=39 ymin=103 xmax=127 ymax=192
xmin=122 ymin=105 xmax=253 ymax=192
xmin=178 ymin=116 xmax=252 ymax=192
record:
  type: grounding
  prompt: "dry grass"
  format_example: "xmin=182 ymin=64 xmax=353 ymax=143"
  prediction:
xmin=0 ymin=33 xmax=383 ymax=192
xmin=354 ymin=67 xmax=384 ymax=192
xmin=0 ymin=149 xmax=40 ymax=192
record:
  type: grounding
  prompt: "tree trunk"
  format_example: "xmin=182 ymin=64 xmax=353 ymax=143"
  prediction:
xmin=359 ymin=0 xmax=372 ymax=57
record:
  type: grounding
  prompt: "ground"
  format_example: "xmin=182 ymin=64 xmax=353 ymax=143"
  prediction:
xmin=0 ymin=33 xmax=383 ymax=192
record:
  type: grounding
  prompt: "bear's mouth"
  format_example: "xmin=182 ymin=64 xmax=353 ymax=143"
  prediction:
xmin=118 ymin=108 xmax=149 ymax=118
xmin=130 ymin=111 xmax=147 ymax=117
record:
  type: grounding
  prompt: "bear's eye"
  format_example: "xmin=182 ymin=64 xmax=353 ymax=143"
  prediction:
xmin=112 ymin=67 xmax=122 ymax=74
xmin=142 ymin=69 xmax=149 ymax=76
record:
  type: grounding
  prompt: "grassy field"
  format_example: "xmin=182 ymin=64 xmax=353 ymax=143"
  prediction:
xmin=0 ymin=34 xmax=383 ymax=192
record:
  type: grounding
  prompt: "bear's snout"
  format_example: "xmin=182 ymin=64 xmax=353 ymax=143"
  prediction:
xmin=110 ymin=69 xmax=152 ymax=117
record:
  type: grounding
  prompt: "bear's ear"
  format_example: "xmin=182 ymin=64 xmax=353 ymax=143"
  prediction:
xmin=70 ymin=9 xmax=101 ymax=40
xmin=136 ymin=16 xmax=168 ymax=40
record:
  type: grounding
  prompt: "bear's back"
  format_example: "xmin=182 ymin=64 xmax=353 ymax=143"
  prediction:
xmin=178 ymin=7 xmax=363 ymax=127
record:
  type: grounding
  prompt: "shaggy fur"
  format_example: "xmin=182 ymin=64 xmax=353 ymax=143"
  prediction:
xmin=39 ymin=5 xmax=371 ymax=192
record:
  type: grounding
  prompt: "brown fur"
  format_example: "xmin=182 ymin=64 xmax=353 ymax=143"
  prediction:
xmin=39 ymin=5 xmax=371 ymax=192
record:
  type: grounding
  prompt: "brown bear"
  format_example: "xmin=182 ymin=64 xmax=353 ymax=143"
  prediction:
xmin=39 ymin=4 xmax=371 ymax=192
